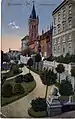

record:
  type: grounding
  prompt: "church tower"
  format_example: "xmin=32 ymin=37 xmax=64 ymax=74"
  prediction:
xmin=28 ymin=1 xmax=39 ymax=45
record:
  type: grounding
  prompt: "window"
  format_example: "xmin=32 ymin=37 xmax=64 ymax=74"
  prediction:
xmin=69 ymin=4 xmax=72 ymax=15
xmin=68 ymin=34 xmax=72 ymax=41
xmin=62 ymin=36 xmax=65 ymax=43
xmin=57 ymin=37 xmax=61 ymax=44
xmin=63 ymin=8 xmax=66 ymax=19
xmin=69 ymin=20 xmax=72 ymax=28
xmin=58 ymin=12 xmax=60 ymax=22
xmin=62 ymin=22 xmax=66 ymax=30
xmin=58 ymin=45 xmax=61 ymax=53
xmin=68 ymin=42 xmax=72 ymax=49
xmin=54 ymin=18 xmax=56 ymax=25
xmin=54 ymin=27 xmax=56 ymax=34
xmin=62 ymin=43 xmax=66 ymax=53
xmin=63 ymin=47 xmax=65 ymax=53
xmin=58 ymin=24 xmax=61 ymax=33
xmin=54 ymin=46 xmax=56 ymax=53
xmin=54 ymin=39 xmax=56 ymax=45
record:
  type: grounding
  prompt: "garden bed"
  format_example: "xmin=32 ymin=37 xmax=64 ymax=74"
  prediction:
xmin=28 ymin=107 xmax=47 ymax=118
xmin=1 ymin=77 xmax=36 ymax=106
xmin=1 ymin=64 xmax=22 ymax=79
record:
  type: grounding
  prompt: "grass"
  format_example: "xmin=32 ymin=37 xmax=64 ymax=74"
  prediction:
xmin=1 ymin=79 xmax=36 ymax=107
xmin=28 ymin=107 xmax=48 ymax=118
xmin=1 ymin=65 xmax=22 ymax=79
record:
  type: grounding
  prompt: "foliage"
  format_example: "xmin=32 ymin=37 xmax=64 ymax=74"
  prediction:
xmin=40 ymin=69 xmax=57 ymax=86
xmin=15 ymin=75 xmax=23 ymax=83
xmin=28 ymin=107 xmax=47 ymax=118
xmin=13 ymin=83 xmax=25 ymax=95
xmin=35 ymin=53 xmax=41 ymax=62
xmin=2 ymin=84 xmax=13 ymax=97
xmin=19 ymin=63 xmax=24 ymax=69
xmin=3 ymin=53 xmax=10 ymax=62
xmin=2 ymin=80 xmax=36 ymax=106
xmin=13 ymin=65 xmax=21 ymax=75
xmin=1 ymin=76 xmax=7 ymax=86
xmin=46 ymin=54 xmax=54 ymax=61
xmin=62 ymin=104 xmax=75 ymax=112
xmin=23 ymin=73 xmax=34 ymax=82
xmin=55 ymin=82 xmax=60 ymax=88
xmin=59 ymin=77 xmax=74 ymax=96
xmin=27 ymin=58 xmax=33 ymax=67
xmin=56 ymin=64 xmax=65 ymax=74
xmin=55 ymin=53 xmax=75 ymax=64
xmin=31 ymin=98 xmax=47 ymax=112
xmin=71 ymin=68 xmax=75 ymax=77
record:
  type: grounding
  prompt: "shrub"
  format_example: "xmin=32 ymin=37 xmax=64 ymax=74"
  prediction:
xmin=1 ymin=76 xmax=7 ymax=85
xmin=15 ymin=75 xmax=23 ymax=83
xmin=62 ymin=104 xmax=75 ymax=112
xmin=46 ymin=54 xmax=54 ymax=61
xmin=13 ymin=69 xmax=21 ymax=75
xmin=23 ymin=73 xmax=34 ymax=82
xmin=31 ymin=98 xmax=47 ymax=112
xmin=19 ymin=63 xmax=24 ymax=69
xmin=2 ymin=84 xmax=13 ymax=97
xmin=59 ymin=77 xmax=74 ymax=96
xmin=13 ymin=83 xmax=25 ymax=95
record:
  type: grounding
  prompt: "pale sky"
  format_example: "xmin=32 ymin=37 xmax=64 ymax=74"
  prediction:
xmin=1 ymin=0 xmax=63 ymax=52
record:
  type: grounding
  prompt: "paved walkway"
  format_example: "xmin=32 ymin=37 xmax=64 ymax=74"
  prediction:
xmin=1 ymin=66 xmax=55 ymax=118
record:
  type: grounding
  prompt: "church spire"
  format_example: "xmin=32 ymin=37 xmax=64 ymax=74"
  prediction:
xmin=30 ymin=0 xmax=36 ymax=19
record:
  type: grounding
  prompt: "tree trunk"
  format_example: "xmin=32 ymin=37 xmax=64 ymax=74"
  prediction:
xmin=59 ymin=73 xmax=60 ymax=83
xmin=29 ymin=66 xmax=30 ymax=73
xmin=45 ymin=85 xmax=48 ymax=99
xmin=37 ymin=62 xmax=39 ymax=71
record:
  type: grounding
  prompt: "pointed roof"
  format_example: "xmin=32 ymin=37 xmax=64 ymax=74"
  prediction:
xmin=30 ymin=3 xmax=36 ymax=19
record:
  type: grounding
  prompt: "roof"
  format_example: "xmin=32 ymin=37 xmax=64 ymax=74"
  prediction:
xmin=21 ymin=35 xmax=29 ymax=41
xmin=52 ymin=0 xmax=69 ymax=15
xmin=30 ymin=4 xmax=36 ymax=19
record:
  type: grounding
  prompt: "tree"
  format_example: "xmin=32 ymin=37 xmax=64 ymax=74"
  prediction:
xmin=3 ymin=53 xmax=10 ymax=62
xmin=31 ymin=97 xmax=47 ymax=112
xmin=59 ymin=76 xmax=73 ymax=96
xmin=71 ymin=68 xmax=75 ymax=92
xmin=40 ymin=69 xmax=57 ymax=99
xmin=35 ymin=53 xmax=42 ymax=71
xmin=27 ymin=58 xmax=33 ymax=73
xmin=56 ymin=64 xmax=65 ymax=83
xmin=19 ymin=63 xmax=24 ymax=70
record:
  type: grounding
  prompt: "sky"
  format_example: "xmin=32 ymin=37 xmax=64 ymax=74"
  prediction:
xmin=1 ymin=0 xmax=63 ymax=52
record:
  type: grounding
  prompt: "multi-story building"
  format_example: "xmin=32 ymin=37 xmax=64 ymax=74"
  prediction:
xmin=52 ymin=0 xmax=75 ymax=56
xmin=21 ymin=35 xmax=29 ymax=51
xmin=40 ymin=27 xmax=53 ymax=57
xmin=28 ymin=2 xmax=39 ymax=52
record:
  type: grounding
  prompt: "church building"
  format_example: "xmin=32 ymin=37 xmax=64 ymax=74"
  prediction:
xmin=28 ymin=2 xmax=39 ymax=53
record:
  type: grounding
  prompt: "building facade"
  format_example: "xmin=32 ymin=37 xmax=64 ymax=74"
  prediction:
xmin=28 ymin=3 xmax=39 ymax=52
xmin=21 ymin=35 xmax=29 ymax=51
xmin=52 ymin=0 xmax=75 ymax=57
xmin=40 ymin=28 xmax=53 ymax=57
